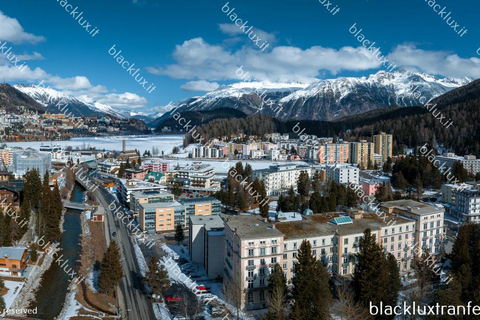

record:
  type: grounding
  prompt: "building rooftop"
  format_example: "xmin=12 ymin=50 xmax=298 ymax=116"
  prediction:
xmin=190 ymin=215 xmax=224 ymax=230
xmin=0 ymin=246 xmax=26 ymax=260
xmin=139 ymin=201 xmax=183 ymax=209
xmin=180 ymin=197 xmax=221 ymax=204
xmin=380 ymin=200 xmax=443 ymax=216
xmin=224 ymin=215 xmax=283 ymax=239
xmin=275 ymin=213 xmax=413 ymax=239
xmin=131 ymin=190 xmax=173 ymax=198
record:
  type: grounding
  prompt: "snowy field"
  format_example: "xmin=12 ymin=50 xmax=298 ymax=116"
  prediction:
xmin=5 ymin=134 xmax=185 ymax=155
xmin=2 ymin=281 xmax=24 ymax=310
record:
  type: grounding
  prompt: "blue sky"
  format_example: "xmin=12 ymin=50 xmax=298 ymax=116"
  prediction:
xmin=0 ymin=0 xmax=479 ymax=113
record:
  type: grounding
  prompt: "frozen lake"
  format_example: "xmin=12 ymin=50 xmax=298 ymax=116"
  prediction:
xmin=3 ymin=134 xmax=185 ymax=155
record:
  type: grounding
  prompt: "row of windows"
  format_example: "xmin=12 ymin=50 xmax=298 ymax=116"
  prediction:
xmin=248 ymin=247 xmax=278 ymax=257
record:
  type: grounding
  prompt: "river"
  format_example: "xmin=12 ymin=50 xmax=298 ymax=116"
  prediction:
xmin=31 ymin=184 xmax=84 ymax=320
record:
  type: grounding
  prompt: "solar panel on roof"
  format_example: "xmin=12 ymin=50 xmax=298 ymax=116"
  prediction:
xmin=329 ymin=216 xmax=353 ymax=225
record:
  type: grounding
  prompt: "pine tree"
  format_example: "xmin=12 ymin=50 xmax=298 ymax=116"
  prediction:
xmin=174 ymin=223 xmax=185 ymax=245
xmin=0 ymin=213 xmax=11 ymax=246
xmin=30 ymin=244 xmax=38 ymax=263
xmin=259 ymin=181 xmax=269 ymax=218
xmin=297 ymin=171 xmax=311 ymax=197
xmin=144 ymin=255 xmax=170 ymax=301
xmin=118 ymin=163 xmax=126 ymax=178
xmin=291 ymin=240 xmax=331 ymax=320
xmin=19 ymin=200 xmax=31 ymax=235
xmin=353 ymin=229 xmax=400 ymax=320
xmin=98 ymin=240 xmax=123 ymax=295
xmin=267 ymin=263 xmax=287 ymax=320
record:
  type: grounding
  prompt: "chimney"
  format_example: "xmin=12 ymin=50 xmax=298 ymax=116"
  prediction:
xmin=122 ymin=140 xmax=126 ymax=152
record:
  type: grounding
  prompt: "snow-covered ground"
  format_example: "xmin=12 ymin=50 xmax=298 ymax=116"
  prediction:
xmin=133 ymin=240 xmax=148 ymax=277
xmin=160 ymin=243 xmax=256 ymax=320
xmin=2 ymin=281 xmax=24 ymax=310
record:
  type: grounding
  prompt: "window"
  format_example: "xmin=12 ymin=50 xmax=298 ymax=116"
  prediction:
xmin=248 ymin=260 xmax=254 ymax=266
xmin=344 ymin=238 xmax=348 ymax=245
xmin=248 ymin=270 xmax=254 ymax=278
xmin=272 ymin=247 xmax=277 ymax=254
xmin=293 ymin=253 xmax=297 ymax=258
xmin=260 ymin=248 xmax=266 ymax=256
xmin=391 ymin=236 xmax=394 ymax=242
xmin=283 ymin=254 xmax=287 ymax=259
xmin=248 ymin=281 xmax=254 ymax=289
xmin=399 ymin=227 xmax=402 ymax=232
xmin=322 ymin=239 xmax=325 ymax=246
xmin=384 ymin=238 xmax=388 ymax=243
xmin=423 ymin=223 xmax=427 ymax=230
xmin=248 ymin=291 xmax=254 ymax=302
xmin=248 ymin=241 xmax=254 ymax=246
xmin=261 ymin=259 xmax=266 ymax=265
xmin=272 ymin=239 xmax=277 ymax=244
xmin=260 ymin=279 xmax=266 ymax=287
xmin=406 ymin=226 xmax=409 ymax=231
xmin=260 ymin=240 xmax=266 ymax=245
xmin=283 ymin=263 xmax=287 ymax=269
xmin=248 ymin=249 xmax=254 ymax=257
xmin=343 ymin=267 xmax=348 ymax=274
xmin=313 ymin=240 xmax=317 ymax=246
xmin=260 ymin=268 xmax=265 ymax=275
xmin=390 ymin=245 xmax=394 ymax=251
xmin=293 ymin=243 xmax=297 ymax=249
xmin=271 ymin=257 xmax=277 ymax=264
xmin=399 ymin=235 xmax=402 ymax=240
xmin=313 ymin=249 xmax=317 ymax=255
xmin=284 ymin=244 xmax=287 ymax=250
xmin=321 ymin=249 xmax=326 ymax=255
xmin=260 ymin=290 xmax=265 ymax=300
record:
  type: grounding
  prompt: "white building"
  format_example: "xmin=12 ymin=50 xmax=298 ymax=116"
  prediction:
xmin=435 ymin=154 xmax=480 ymax=175
xmin=325 ymin=164 xmax=359 ymax=185
xmin=252 ymin=164 xmax=311 ymax=196
xmin=448 ymin=189 xmax=480 ymax=223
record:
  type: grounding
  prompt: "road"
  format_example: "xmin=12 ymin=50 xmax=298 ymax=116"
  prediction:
xmin=94 ymin=184 xmax=156 ymax=320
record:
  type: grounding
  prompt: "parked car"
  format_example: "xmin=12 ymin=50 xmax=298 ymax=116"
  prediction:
xmin=197 ymin=285 xmax=211 ymax=291
xmin=165 ymin=296 xmax=182 ymax=302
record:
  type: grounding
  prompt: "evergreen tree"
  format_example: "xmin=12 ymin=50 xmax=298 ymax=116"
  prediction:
xmin=0 ymin=213 xmax=11 ymax=246
xmin=259 ymin=181 xmax=269 ymax=218
xmin=236 ymin=190 xmax=247 ymax=211
xmin=267 ymin=263 xmax=287 ymax=320
xmin=174 ymin=223 xmax=185 ymax=245
xmin=118 ymin=163 xmax=126 ymax=178
xmin=452 ymin=161 xmax=470 ymax=183
xmin=98 ymin=240 xmax=123 ymax=295
xmin=171 ymin=182 xmax=182 ymax=198
xmin=312 ymin=170 xmax=322 ymax=193
xmin=19 ymin=200 xmax=31 ymax=235
xmin=352 ymin=229 xmax=400 ymax=320
xmin=144 ymin=255 xmax=170 ymax=301
xmin=291 ymin=240 xmax=331 ymax=320
xmin=297 ymin=171 xmax=311 ymax=197
xmin=30 ymin=244 xmax=38 ymax=263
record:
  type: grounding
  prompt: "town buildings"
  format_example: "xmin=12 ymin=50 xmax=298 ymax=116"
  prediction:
xmin=166 ymin=162 xmax=220 ymax=192
xmin=350 ymin=140 xmax=374 ymax=169
xmin=325 ymin=164 xmax=359 ymax=185
xmin=435 ymin=154 xmax=480 ymax=175
xmin=12 ymin=150 xmax=51 ymax=177
xmin=318 ymin=142 xmax=350 ymax=164
xmin=447 ymin=188 xmax=480 ymax=223
xmin=252 ymin=164 xmax=311 ymax=196
xmin=0 ymin=246 xmax=29 ymax=277
xmin=373 ymin=132 xmax=393 ymax=161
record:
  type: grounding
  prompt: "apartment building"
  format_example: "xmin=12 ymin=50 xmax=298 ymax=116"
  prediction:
xmin=189 ymin=215 xmax=225 ymax=279
xmin=448 ymin=188 xmax=480 ymax=223
xmin=325 ymin=164 xmax=359 ymax=185
xmin=225 ymin=212 xmax=418 ymax=311
xmin=434 ymin=154 xmax=480 ymax=175
xmin=12 ymin=150 xmax=51 ymax=177
xmin=373 ymin=132 xmax=393 ymax=162
xmin=223 ymin=215 xmax=284 ymax=310
xmin=252 ymin=164 xmax=311 ymax=196
xmin=380 ymin=200 xmax=444 ymax=255
xmin=138 ymin=196 xmax=221 ymax=232
xmin=138 ymin=201 xmax=185 ymax=232
xmin=118 ymin=179 xmax=166 ymax=207
xmin=129 ymin=190 xmax=175 ymax=215
xmin=350 ymin=140 xmax=374 ymax=169
xmin=166 ymin=162 xmax=220 ymax=192
xmin=192 ymin=145 xmax=225 ymax=159
xmin=182 ymin=197 xmax=221 ymax=217
xmin=318 ymin=142 xmax=350 ymax=164
xmin=142 ymin=159 xmax=170 ymax=173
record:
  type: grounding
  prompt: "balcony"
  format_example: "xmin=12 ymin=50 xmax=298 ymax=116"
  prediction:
xmin=246 ymin=264 xmax=255 ymax=270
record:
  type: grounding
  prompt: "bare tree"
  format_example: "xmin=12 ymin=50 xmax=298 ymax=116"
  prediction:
xmin=333 ymin=281 xmax=372 ymax=320
xmin=224 ymin=271 xmax=244 ymax=320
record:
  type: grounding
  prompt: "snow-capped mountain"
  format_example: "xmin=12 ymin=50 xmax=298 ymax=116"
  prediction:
xmin=175 ymin=70 xmax=472 ymax=121
xmin=14 ymin=84 xmax=128 ymax=119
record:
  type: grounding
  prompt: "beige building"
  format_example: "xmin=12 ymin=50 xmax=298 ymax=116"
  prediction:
xmin=373 ymin=132 xmax=393 ymax=161
xmin=224 ymin=211 xmax=422 ymax=310
xmin=380 ymin=200 xmax=445 ymax=255
xmin=318 ymin=142 xmax=350 ymax=164
xmin=223 ymin=215 xmax=284 ymax=310
xmin=350 ymin=140 xmax=374 ymax=169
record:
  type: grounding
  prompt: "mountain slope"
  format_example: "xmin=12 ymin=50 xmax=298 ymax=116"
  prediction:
xmin=0 ymin=84 xmax=45 ymax=112
xmin=171 ymin=69 xmax=471 ymax=121
xmin=14 ymin=84 xmax=128 ymax=118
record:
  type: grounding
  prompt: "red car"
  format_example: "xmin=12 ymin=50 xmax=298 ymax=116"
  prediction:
xmin=197 ymin=286 xmax=211 ymax=291
xmin=165 ymin=296 xmax=182 ymax=302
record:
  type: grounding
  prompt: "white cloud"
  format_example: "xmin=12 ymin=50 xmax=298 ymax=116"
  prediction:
xmin=180 ymin=80 xmax=220 ymax=92
xmin=0 ymin=11 xmax=45 ymax=44
xmin=147 ymin=37 xmax=381 ymax=83
xmin=49 ymin=76 xmax=94 ymax=90
xmin=95 ymin=92 xmax=149 ymax=110
xmin=149 ymin=38 xmax=480 ymax=84
xmin=17 ymin=52 xmax=44 ymax=61
xmin=387 ymin=45 xmax=480 ymax=79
